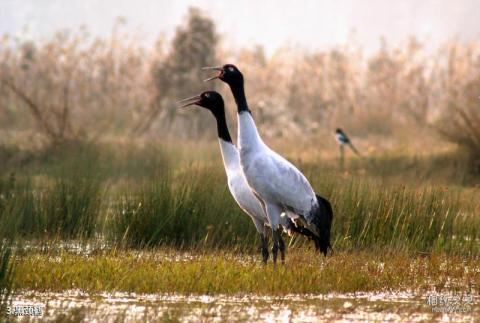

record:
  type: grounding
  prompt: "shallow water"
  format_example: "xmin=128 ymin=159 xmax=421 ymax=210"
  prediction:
xmin=6 ymin=290 xmax=477 ymax=322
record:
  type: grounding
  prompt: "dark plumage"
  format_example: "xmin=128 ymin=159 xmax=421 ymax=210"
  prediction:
xmin=335 ymin=128 xmax=360 ymax=155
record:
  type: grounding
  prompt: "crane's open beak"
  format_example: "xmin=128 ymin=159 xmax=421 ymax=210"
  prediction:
xmin=178 ymin=95 xmax=201 ymax=108
xmin=202 ymin=66 xmax=223 ymax=82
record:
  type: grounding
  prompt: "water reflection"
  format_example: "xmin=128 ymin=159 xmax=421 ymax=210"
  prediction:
xmin=8 ymin=290 xmax=477 ymax=322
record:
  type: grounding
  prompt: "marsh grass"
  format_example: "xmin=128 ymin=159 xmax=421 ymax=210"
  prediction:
xmin=346 ymin=151 xmax=474 ymax=185
xmin=0 ymin=175 xmax=15 ymax=309
xmin=1 ymin=19 xmax=479 ymax=304
xmin=0 ymin=243 xmax=14 ymax=310
xmin=0 ymin=143 xmax=479 ymax=301
xmin=13 ymin=249 xmax=479 ymax=295
xmin=331 ymin=178 xmax=477 ymax=254
xmin=108 ymin=167 xmax=256 ymax=249
xmin=106 ymin=167 xmax=479 ymax=255
xmin=0 ymin=172 xmax=102 ymax=241
xmin=0 ymin=142 xmax=478 ymax=256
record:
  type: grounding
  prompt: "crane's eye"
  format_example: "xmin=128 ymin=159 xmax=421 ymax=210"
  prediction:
xmin=205 ymin=93 xmax=210 ymax=98
xmin=228 ymin=66 xmax=234 ymax=72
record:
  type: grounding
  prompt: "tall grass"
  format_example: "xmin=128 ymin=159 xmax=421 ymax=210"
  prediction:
xmin=106 ymin=157 xmax=479 ymax=254
xmin=331 ymin=180 xmax=476 ymax=254
xmin=0 ymin=144 xmax=478 ymax=255
xmin=0 ymin=176 xmax=15 ymax=310
xmin=0 ymin=173 xmax=102 ymax=241
xmin=13 ymin=250 xmax=480 ymax=294
xmin=108 ymin=167 xmax=256 ymax=249
xmin=0 ymin=242 xmax=14 ymax=310
xmin=304 ymin=165 xmax=479 ymax=255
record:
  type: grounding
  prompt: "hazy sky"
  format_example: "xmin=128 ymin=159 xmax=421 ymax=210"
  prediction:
xmin=2 ymin=0 xmax=479 ymax=54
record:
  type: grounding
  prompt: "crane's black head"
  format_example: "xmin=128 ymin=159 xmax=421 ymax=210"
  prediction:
xmin=335 ymin=128 xmax=343 ymax=134
xmin=179 ymin=91 xmax=224 ymax=114
xmin=203 ymin=64 xmax=244 ymax=87
xmin=178 ymin=91 xmax=232 ymax=142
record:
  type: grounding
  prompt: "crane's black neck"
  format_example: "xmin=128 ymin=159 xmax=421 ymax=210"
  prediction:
xmin=229 ymin=82 xmax=251 ymax=114
xmin=212 ymin=108 xmax=232 ymax=143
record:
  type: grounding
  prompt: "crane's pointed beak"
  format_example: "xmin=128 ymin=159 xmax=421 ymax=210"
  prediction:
xmin=202 ymin=66 xmax=223 ymax=71
xmin=202 ymin=66 xmax=223 ymax=82
xmin=178 ymin=95 xmax=201 ymax=108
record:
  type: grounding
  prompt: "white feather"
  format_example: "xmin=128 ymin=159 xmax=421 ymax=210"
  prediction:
xmin=237 ymin=112 xmax=318 ymax=228
xmin=218 ymin=139 xmax=268 ymax=233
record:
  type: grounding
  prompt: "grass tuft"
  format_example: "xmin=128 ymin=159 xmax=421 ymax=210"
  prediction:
xmin=108 ymin=167 xmax=257 ymax=249
xmin=13 ymin=250 xmax=479 ymax=295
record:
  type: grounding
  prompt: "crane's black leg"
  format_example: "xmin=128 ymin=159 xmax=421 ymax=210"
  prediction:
xmin=264 ymin=203 xmax=283 ymax=265
xmin=260 ymin=233 xmax=269 ymax=264
xmin=278 ymin=232 xmax=286 ymax=264
xmin=271 ymin=228 xmax=280 ymax=265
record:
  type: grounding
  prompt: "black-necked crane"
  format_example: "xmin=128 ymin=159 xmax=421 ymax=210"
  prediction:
xmin=203 ymin=65 xmax=333 ymax=264
xmin=179 ymin=91 xmax=300 ymax=263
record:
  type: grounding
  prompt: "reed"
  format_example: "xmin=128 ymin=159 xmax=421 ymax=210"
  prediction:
xmin=0 ymin=175 xmax=15 ymax=310
xmin=0 ymin=242 xmax=14 ymax=310
xmin=0 ymin=142 xmax=478 ymax=256
xmin=0 ymin=172 xmax=102 ymax=241
xmin=1 ymin=21 xmax=479 ymax=168
xmin=108 ymin=166 xmax=256 ymax=249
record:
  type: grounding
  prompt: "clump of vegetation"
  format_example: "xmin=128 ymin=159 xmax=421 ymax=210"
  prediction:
xmin=37 ymin=177 xmax=102 ymax=240
xmin=306 ymin=167 xmax=479 ymax=255
xmin=434 ymin=43 xmax=480 ymax=174
xmin=0 ymin=242 xmax=14 ymax=310
xmin=0 ymin=175 xmax=15 ymax=310
xmin=0 ymin=143 xmax=478 ymax=255
xmin=0 ymin=172 xmax=102 ymax=241
xmin=143 ymin=7 xmax=219 ymax=136
xmin=108 ymin=167 xmax=256 ymax=249
xmin=0 ymin=6 xmax=479 ymax=311
xmin=13 ymin=250 xmax=479 ymax=295
xmin=1 ymin=9 xmax=479 ymax=168
xmin=106 ymin=162 xmax=479 ymax=255
xmin=330 ymin=179 xmax=477 ymax=254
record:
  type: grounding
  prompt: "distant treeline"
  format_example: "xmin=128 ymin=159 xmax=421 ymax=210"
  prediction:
xmin=0 ymin=8 xmax=479 ymax=165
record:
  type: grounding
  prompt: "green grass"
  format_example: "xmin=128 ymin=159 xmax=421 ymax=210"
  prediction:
xmin=344 ymin=150 xmax=477 ymax=186
xmin=0 ymin=174 xmax=102 ymax=240
xmin=13 ymin=249 xmax=479 ymax=295
xmin=0 ymin=142 xmax=478 ymax=256
xmin=0 ymin=175 xmax=15 ymax=309
xmin=0 ymin=242 xmax=14 ymax=310
xmin=105 ymin=168 xmax=479 ymax=255
xmin=316 ymin=175 xmax=478 ymax=255
xmin=0 ymin=141 xmax=478 ymax=300
xmin=108 ymin=167 xmax=258 ymax=249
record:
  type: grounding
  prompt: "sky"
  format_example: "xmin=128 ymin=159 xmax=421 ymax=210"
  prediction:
xmin=1 ymin=0 xmax=480 ymax=55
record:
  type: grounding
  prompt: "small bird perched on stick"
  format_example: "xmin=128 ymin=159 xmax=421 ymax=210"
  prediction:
xmin=335 ymin=128 xmax=360 ymax=155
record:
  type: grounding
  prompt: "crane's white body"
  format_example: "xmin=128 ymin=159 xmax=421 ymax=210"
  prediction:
xmin=218 ymin=138 xmax=272 ymax=234
xmin=237 ymin=112 xmax=319 ymax=232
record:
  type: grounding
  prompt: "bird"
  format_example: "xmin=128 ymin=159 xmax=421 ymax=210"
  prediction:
xmin=335 ymin=128 xmax=360 ymax=155
xmin=179 ymin=91 xmax=301 ymax=263
xmin=203 ymin=64 xmax=333 ymax=263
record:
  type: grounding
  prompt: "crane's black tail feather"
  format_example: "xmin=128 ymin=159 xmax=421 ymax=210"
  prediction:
xmin=313 ymin=194 xmax=333 ymax=256
xmin=284 ymin=195 xmax=333 ymax=256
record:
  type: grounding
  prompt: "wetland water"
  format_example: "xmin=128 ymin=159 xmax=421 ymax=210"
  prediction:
xmin=7 ymin=290 xmax=477 ymax=322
